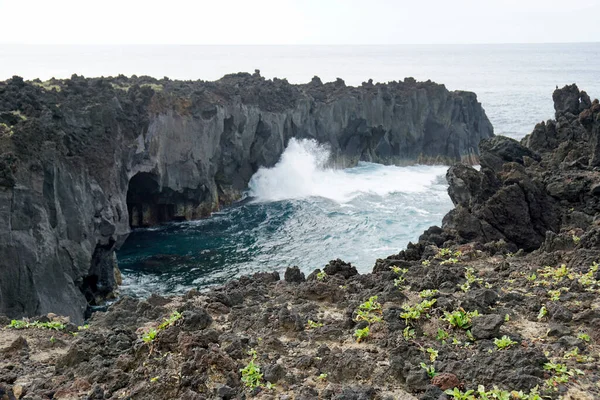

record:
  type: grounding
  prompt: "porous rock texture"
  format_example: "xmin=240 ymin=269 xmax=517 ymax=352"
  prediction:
xmin=0 ymin=73 xmax=493 ymax=322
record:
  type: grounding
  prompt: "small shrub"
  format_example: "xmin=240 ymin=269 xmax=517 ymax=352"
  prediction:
xmin=306 ymin=320 xmax=323 ymax=329
xmin=403 ymin=326 xmax=415 ymax=341
xmin=400 ymin=299 xmax=436 ymax=325
xmin=7 ymin=319 xmax=66 ymax=331
xmin=426 ymin=347 xmax=438 ymax=362
xmin=240 ymin=349 xmax=263 ymax=389
xmin=436 ymin=328 xmax=449 ymax=342
xmin=420 ymin=362 xmax=438 ymax=378
xmin=158 ymin=311 xmax=183 ymax=330
xmin=354 ymin=326 xmax=370 ymax=342
xmin=419 ymin=289 xmax=438 ymax=298
xmin=444 ymin=388 xmax=475 ymax=400
xmin=494 ymin=335 xmax=517 ymax=350
xmin=142 ymin=329 xmax=158 ymax=343
xmin=442 ymin=309 xmax=479 ymax=330
xmin=537 ymin=305 xmax=548 ymax=321
xmin=576 ymin=332 xmax=590 ymax=342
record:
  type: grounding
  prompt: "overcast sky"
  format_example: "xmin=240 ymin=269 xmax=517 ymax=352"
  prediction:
xmin=1 ymin=0 xmax=599 ymax=45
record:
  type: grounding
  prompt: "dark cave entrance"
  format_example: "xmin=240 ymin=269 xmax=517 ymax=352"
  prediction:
xmin=126 ymin=172 xmax=185 ymax=228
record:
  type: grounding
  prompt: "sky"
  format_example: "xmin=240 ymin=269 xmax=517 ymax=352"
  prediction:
xmin=1 ymin=0 xmax=599 ymax=45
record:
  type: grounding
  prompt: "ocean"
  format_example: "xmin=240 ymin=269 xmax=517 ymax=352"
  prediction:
xmin=4 ymin=43 xmax=599 ymax=296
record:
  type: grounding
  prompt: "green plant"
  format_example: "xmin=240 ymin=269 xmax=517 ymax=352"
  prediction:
xmin=420 ymin=362 xmax=438 ymax=378
xmin=543 ymin=361 xmax=584 ymax=390
xmin=142 ymin=328 xmax=158 ymax=343
xmin=572 ymin=235 xmax=581 ymax=245
xmin=240 ymin=349 xmax=263 ymax=389
xmin=419 ymin=289 xmax=439 ymax=298
xmin=355 ymin=309 xmax=382 ymax=324
xmin=504 ymin=314 xmax=510 ymax=322
xmin=579 ymin=262 xmax=599 ymax=287
xmin=403 ymin=326 xmax=415 ymax=341
xmin=317 ymin=373 xmax=328 ymax=381
xmin=466 ymin=329 xmax=475 ymax=342
xmin=306 ymin=320 xmax=323 ymax=329
xmin=354 ymin=326 xmax=370 ymax=342
xmin=426 ymin=347 xmax=438 ymax=362
xmin=7 ymin=319 xmax=66 ymax=331
xmin=390 ymin=266 xmax=408 ymax=275
xmin=400 ymin=299 xmax=436 ymax=325
xmin=476 ymin=385 xmax=542 ymax=400
xmin=355 ymin=296 xmax=383 ymax=324
xmin=436 ymin=248 xmax=453 ymax=258
xmin=444 ymin=388 xmax=475 ymax=400
xmin=158 ymin=311 xmax=183 ymax=330
xmin=494 ymin=335 xmax=517 ymax=350
xmin=538 ymin=264 xmax=571 ymax=282
xmin=537 ymin=305 xmax=547 ymax=321
xmin=441 ymin=257 xmax=459 ymax=265
xmin=316 ymin=271 xmax=327 ymax=281
xmin=32 ymin=80 xmax=62 ymax=92
xmin=359 ymin=296 xmax=382 ymax=313
xmin=394 ymin=275 xmax=406 ymax=287
xmin=576 ymin=332 xmax=590 ymax=342
xmin=436 ymin=328 xmax=449 ymax=342
xmin=7 ymin=319 xmax=28 ymax=329
xmin=443 ymin=309 xmax=479 ymax=330
xmin=422 ymin=260 xmax=431 ymax=267
xmin=547 ymin=289 xmax=564 ymax=301
xmin=459 ymin=281 xmax=471 ymax=292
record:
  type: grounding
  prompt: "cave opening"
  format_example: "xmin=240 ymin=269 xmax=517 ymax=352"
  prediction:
xmin=126 ymin=172 xmax=184 ymax=228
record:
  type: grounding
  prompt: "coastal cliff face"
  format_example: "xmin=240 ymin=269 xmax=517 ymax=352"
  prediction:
xmin=0 ymin=73 xmax=493 ymax=322
xmin=413 ymin=84 xmax=600 ymax=253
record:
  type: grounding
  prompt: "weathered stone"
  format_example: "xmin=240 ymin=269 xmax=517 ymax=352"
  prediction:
xmin=471 ymin=314 xmax=504 ymax=340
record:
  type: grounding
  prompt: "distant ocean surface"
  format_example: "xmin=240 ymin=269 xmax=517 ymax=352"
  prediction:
xmin=4 ymin=44 xmax=599 ymax=296
xmin=2 ymin=43 xmax=599 ymax=138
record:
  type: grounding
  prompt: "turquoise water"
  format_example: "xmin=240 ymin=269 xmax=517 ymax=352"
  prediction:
xmin=118 ymin=140 xmax=452 ymax=296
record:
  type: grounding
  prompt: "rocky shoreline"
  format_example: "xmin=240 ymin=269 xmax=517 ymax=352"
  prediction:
xmin=0 ymin=73 xmax=492 ymax=322
xmin=1 ymin=85 xmax=600 ymax=399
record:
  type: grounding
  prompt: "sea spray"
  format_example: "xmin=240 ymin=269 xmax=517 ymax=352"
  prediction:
xmin=118 ymin=138 xmax=454 ymax=297
xmin=248 ymin=138 xmax=450 ymax=203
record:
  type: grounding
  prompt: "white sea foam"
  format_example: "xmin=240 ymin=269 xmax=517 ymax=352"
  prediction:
xmin=247 ymin=138 xmax=449 ymax=203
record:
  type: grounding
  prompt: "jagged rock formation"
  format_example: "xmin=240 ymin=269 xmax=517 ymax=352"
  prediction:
xmin=395 ymin=84 xmax=600 ymax=255
xmin=0 ymin=73 xmax=493 ymax=322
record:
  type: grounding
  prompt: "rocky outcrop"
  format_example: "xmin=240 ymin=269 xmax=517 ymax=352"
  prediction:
xmin=415 ymin=84 xmax=600 ymax=253
xmin=0 ymin=73 xmax=493 ymax=322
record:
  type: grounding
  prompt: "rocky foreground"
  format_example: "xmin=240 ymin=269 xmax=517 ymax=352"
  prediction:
xmin=0 ymin=74 xmax=492 ymax=322
xmin=1 ymin=85 xmax=600 ymax=400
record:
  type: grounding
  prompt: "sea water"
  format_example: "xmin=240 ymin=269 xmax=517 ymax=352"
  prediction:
xmin=118 ymin=139 xmax=451 ymax=296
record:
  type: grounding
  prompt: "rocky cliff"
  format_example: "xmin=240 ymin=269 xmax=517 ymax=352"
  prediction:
xmin=0 ymin=73 xmax=493 ymax=322
xmin=407 ymin=84 xmax=600 ymax=254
